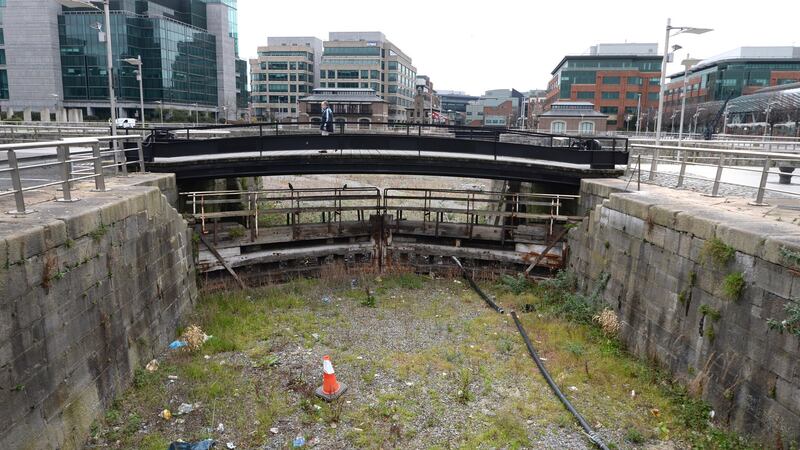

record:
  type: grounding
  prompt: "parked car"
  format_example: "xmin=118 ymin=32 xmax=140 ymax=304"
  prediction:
xmin=115 ymin=118 xmax=137 ymax=128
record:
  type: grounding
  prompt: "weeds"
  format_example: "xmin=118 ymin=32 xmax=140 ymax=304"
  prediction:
xmin=89 ymin=224 xmax=109 ymax=242
xmin=500 ymin=273 xmax=531 ymax=294
xmin=721 ymin=272 xmax=745 ymax=301
xmin=767 ymin=298 xmax=800 ymax=338
xmin=779 ymin=246 xmax=800 ymax=268
xmin=455 ymin=368 xmax=474 ymax=403
xmin=228 ymin=227 xmax=245 ymax=239
xmin=700 ymin=238 xmax=735 ymax=268
xmin=593 ymin=308 xmax=620 ymax=336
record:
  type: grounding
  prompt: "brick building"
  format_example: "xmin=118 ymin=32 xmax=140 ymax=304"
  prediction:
xmin=298 ymin=88 xmax=387 ymax=126
xmin=546 ymin=43 xmax=662 ymax=131
xmin=538 ymin=102 xmax=608 ymax=134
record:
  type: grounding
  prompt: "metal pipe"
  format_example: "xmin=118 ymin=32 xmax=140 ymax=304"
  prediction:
xmin=511 ymin=312 xmax=610 ymax=450
xmin=7 ymin=150 xmax=27 ymax=214
xmin=92 ymin=142 xmax=106 ymax=191
xmin=451 ymin=256 xmax=504 ymax=314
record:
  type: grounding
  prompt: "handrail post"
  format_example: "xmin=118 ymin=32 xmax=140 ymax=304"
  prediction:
xmin=6 ymin=150 xmax=29 ymax=214
xmin=57 ymin=144 xmax=77 ymax=202
xmin=750 ymin=156 xmax=772 ymax=206
xmin=92 ymin=142 xmax=107 ymax=192
xmin=676 ymin=149 xmax=689 ymax=188
xmin=136 ymin=136 xmax=146 ymax=173
xmin=648 ymin=146 xmax=659 ymax=181
xmin=705 ymin=154 xmax=725 ymax=197
xmin=119 ymin=138 xmax=129 ymax=177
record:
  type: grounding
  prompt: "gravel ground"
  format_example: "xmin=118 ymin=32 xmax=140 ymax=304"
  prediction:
xmin=621 ymin=169 xmax=795 ymax=201
xmin=88 ymin=275 xmax=702 ymax=450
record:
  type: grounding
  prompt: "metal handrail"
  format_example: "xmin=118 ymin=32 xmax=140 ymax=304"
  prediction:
xmin=629 ymin=142 xmax=800 ymax=205
xmin=0 ymin=135 xmax=147 ymax=215
xmin=148 ymin=121 xmax=629 ymax=152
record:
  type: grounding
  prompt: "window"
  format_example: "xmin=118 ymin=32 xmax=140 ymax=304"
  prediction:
xmin=576 ymin=92 xmax=594 ymax=99
xmin=324 ymin=46 xmax=381 ymax=56
xmin=337 ymin=82 xmax=359 ymax=88
xmin=269 ymin=84 xmax=288 ymax=92
xmin=627 ymin=77 xmax=642 ymax=85
xmin=579 ymin=121 xmax=595 ymax=134
xmin=337 ymin=70 xmax=359 ymax=79
xmin=268 ymin=73 xmax=287 ymax=81
xmin=388 ymin=61 xmax=398 ymax=70
xmin=647 ymin=92 xmax=659 ymax=101
xmin=360 ymin=70 xmax=369 ymax=78
xmin=649 ymin=77 xmax=660 ymax=85
xmin=388 ymin=85 xmax=398 ymax=93
xmin=320 ymin=70 xmax=326 ymax=79
xmin=370 ymin=70 xmax=379 ymax=79
xmin=387 ymin=72 xmax=398 ymax=82
xmin=327 ymin=70 xmax=335 ymax=79
xmin=600 ymin=106 xmax=618 ymax=114
xmin=625 ymin=92 xmax=640 ymax=100
xmin=603 ymin=76 xmax=620 ymax=84
xmin=601 ymin=91 xmax=619 ymax=99
xmin=550 ymin=121 xmax=566 ymax=133
xmin=268 ymin=62 xmax=288 ymax=70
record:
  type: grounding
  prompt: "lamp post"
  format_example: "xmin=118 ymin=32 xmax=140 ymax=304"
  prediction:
xmin=677 ymin=55 xmax=701 ymax=146
xmin=50 ymin=93 xmax=60 ymax=121
xmin=635 ymin=93 xmax=642 ymax=135
xmin=692 ymin=107 xmax=706 ymax=135
xmin=55 ymin=0 xmax=118 ymax=139
xmin=155 ymin=100 xmax=163 ymax=124
xmin=670 ymin=112 xmax=677 ymax=133
xmin=655 ymin=18 xmax=712 ymax=144
xmin=123 ymin=55 xmax=144 ymax=127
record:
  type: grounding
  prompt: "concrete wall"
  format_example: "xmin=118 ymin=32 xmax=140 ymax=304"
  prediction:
xmin=0 ymin=175 xmax=197 ymax=449
xmin=568 ymin=179 xmax=800 ymax=442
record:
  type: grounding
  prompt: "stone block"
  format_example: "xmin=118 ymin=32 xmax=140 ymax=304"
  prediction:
xmin=4 ymin=226 xmax=46 ymax=264
xmin=607 ymin=192 xmax=656 ymax=220
xmin=763 ymin=234 xmax=800 ymax=268
xmin=717 ymin=220 xmax=800 ymax=260
xmin=754 ymin=258 xmax=793 ymax=299
xmin=674 ymin=208 xmax=726 ymax=240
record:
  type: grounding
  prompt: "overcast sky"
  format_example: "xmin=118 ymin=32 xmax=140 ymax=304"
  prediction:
xmin=237 ymin=0 xmax=799 ymax=96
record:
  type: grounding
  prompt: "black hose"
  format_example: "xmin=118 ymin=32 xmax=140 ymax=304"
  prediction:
xmin=511 ymin=311 xmax=610 ymax=450
xmin=449 ymin=254 xmax=609 ymax=450
xmin=451 ymin=256 xmax=504 ymax=314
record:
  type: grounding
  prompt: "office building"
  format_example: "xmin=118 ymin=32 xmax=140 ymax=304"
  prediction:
xmin=664 ymin=47 xmax=800 ymax=114
xmin=0 ymin=0 xmax=248 ymax=122
xmin=465 ymin=89 xmax=525 ymax=127
xmin=438 ymin=90 xmax=479 ymax=126
xmin=298 ymin=87 xmax=387 ymax=125
xmin=410 ymin=75 xmax=440 ymax=123
xmin=250 ymin=36 xmax=322 ymax=121
xmin=546 ymin=43 xmax=662 ymax=131
xmin=320 ymin=32 xmax=416 ymax=123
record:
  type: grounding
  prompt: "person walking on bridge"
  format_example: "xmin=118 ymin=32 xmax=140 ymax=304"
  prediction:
xmin=320 ymin=101 xmax=334 ymax=136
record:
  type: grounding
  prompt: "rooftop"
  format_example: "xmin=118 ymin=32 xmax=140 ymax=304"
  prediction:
xmin=542 ymin=102 xmax=607 ymax=117
xmin=301 ymin=88 xmax=385 ymax=103
xmin=669 ymin=46 xmax=800 ymax=79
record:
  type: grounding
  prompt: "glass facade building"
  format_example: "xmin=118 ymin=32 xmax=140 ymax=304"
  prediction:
xmin=59 ymin=8 xmax=219 ymax=106
xmin=0 ymin=0 xmax=248 ymax=120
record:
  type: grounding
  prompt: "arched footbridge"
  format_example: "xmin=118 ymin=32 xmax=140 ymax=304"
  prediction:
xmin=143 ymin=122 xmax=629 ymax=186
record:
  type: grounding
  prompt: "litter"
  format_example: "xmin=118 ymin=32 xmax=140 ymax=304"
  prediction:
xmin=216 ymin=423 xmax=225 ymax=433
xmin=177 ymin=403 xmax=199 ymax=415
xmin=169 ymin=340 xmax=187 ymax=350
xmin=159 ymin=409 xmax=172 ymax=421
xmin=181 ymin=325 xmax=210 ymax=351
xmin=311 ymin=333 xmax=320 ymax=340
xmin=269 ymin=427 xmax=279 ymax=434
xmin=292 ymin=436 xmax=306 ymax=447
xmin=145 ymin=359 xmax=159 ymax=372
xmin=168 ymin=439 xmax=215 ymax=450
xmin=568 ymin=386 xmax=578 ymax=392
xmin=321 ymin=295 xmax=332 ymax=304
xmin=226 ymin=442 xmax=236 ymax=449
xmin=168 ymin=375 xmax=179 ymax=381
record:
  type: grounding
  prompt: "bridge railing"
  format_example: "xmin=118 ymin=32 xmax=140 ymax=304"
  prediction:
xmin=628 ymin=142 xmax=800 ymax=204
xmin=149 ymin=121 xmax=629 ymax=152
xmin=181 ymin=186 xmax=582 ymax=244
xmin=0 ymin=135 xmax=146 ymax=215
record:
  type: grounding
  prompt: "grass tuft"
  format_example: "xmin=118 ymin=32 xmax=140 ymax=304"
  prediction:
xmin=721 ymin=272 xmax=745 ymax=301
xmin=700 ymin=238 xmax=735 ymax=268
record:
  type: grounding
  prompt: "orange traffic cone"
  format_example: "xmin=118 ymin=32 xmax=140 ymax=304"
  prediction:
xmin=315 ymin=355 xmax=348 ymax=401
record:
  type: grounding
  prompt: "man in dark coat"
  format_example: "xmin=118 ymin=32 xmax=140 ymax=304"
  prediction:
xmin=320 ymin=101 xmax=334 ymax=136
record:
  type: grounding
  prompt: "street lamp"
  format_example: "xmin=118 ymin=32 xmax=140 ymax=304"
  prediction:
xmin=123 ymin=55 xmax=144 ymax=127
xmin=677 ymin=55 xmax=701 ymax=146
xmin=692 ymin=107 xmax=706 ymax=135
xmin=635 ymin=93 xmax=642 ymax=135
xmin=670 ymin=112 xmax=677 ymax=133
xmin=55 ymin=0 xmax=117 ymax=139
xmin=654 ymin=18 xmax=712 ymax=144
xmin=154 ymin=100 xmax=163 ymax=124
xmin=50 ymin=93 xmax=60 ymax=121
xmin=764 ymin=101 xmax=779 ymax=140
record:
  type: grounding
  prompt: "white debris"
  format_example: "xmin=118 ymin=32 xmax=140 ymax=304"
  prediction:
xmin=270 ymin=427 xmax=279 ymax=434
xmin=568 ymin=386 xmax=578 ymax=392
xmin=226 ymin=442 xmax=236 ymax=449
xmin=216 ymin=423 xmax=225 ymax=433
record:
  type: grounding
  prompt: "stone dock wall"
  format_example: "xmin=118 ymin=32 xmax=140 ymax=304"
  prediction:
xmin=568 ymin=179 xmax=800 ymax=442
xmin=0 ymin=174 xmax=197 ymax=449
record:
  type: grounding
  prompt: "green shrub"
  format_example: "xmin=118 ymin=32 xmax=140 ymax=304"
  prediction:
xmin=500 ymin=274 xmax=531 ymax=294
xmin=721 ymin=272 xmax=745 ymax=301
xmin=700 ymin=238 xmax=735 ymax=268
xmin=767 ymin=299 xmax=800 ymax=338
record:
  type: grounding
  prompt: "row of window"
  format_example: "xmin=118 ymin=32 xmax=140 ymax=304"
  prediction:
xmin=264 ymin=83 xmax=310 ymax=93
xmin=257 ymin=51 xmax=313 ymax=60
xmin=266 ymin=72 xmax=312 ymax=82
xmin=550 ymin=121 xmax=596 ymax=133
xmin=261 ymin=61 xmax=312 ymax=71
xmin=320 ymin=69 xmax=380 ymax=80
xmin=575 ymin=91 xmax=660 ymax=100
xmin=251 ymin=95 xmax=300 ymax=104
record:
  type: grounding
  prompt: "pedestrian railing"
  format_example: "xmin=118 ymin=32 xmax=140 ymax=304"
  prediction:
xmin=0 ymin=135 xmax=146 ymax=215
xmin=627 ymin=143 xmax=800 ymax=205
